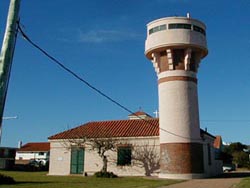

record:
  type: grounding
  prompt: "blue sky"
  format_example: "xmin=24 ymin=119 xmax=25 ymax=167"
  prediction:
xmin=1 ymin=0 xmax=250 ymax=147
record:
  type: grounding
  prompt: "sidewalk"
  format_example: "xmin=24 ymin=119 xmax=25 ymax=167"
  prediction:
xmin=160 ymin=172 xmax=249 ymax=188
xmin=162 ymin=178 xmax=241 ymax=188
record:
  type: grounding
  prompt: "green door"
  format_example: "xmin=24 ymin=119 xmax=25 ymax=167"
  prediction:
xmin=70 ymin=148 xmax=84 ymax=174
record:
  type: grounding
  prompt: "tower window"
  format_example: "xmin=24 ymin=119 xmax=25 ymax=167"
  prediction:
xmin=173 ymin=49 xmax=184 ymax=68
xmin=149 ymin=24 xmax=166 ymax=35
xmin=169 ymin=23 xmax=191 ymax=30
xmin=148 ymin=23 xmax=206 ymax=36
xmin=193 ymin=25 xmax=206 ymax=36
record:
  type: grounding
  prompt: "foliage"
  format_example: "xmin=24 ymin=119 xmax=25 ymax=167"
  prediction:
xmin=223 ymin=142 xmax=249 ymax=169
xmin=62 ymin=136 xmax=117 ymax=173
xmin=0 ymin=173 xmax=15 ymax=185
xmin=220 ymin=151 xmax=233 ymax=164
xmin=232 ymin=151 xmax=250 ymax=168
xmin=0 ymin=171 xmax=180 ymax=188
xmin=87 ymin=138 xmax=117 ymax=158
xmin=87 ymin=137 xmax=117 ymax=173
xmin=94 ymin=171 xmax=118 ymax=178
xmin=224 ymin=142 xmax=247 ymax=154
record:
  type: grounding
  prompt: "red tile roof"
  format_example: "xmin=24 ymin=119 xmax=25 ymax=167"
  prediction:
xmin=213 ymin=136 xmax=222 ymax=149
xmin=49 ymin=119 xmax=159 ymax=140
xmin=128 ymin=111 xmax=152 ymax=117
xmin=48 ymin=118 xmax=217 ymax=143
xmin=18 ymin=142 xmax=50 ymax=152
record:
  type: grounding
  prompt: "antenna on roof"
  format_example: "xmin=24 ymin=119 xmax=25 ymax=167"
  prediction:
xmin=153 ymin=110 xmax=159 ymax=118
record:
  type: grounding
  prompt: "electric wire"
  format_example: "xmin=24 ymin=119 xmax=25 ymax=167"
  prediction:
xmin=17 ymin=22 xmax=203 ymax=142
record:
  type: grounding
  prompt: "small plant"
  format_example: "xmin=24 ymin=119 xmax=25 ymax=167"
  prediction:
xmin=0 ymin=173 xmax=16 ymax=184
xmin=94 ymin=171 xmax=118 ymax=178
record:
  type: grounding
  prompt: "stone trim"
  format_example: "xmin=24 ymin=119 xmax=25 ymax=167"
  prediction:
xmin=151 ymin=52 xmax=160 ymax=74
xmin=158 ymin=70 xmax=197 ymax=79
xmin=158 ymin=76 xmax=197 ymax=84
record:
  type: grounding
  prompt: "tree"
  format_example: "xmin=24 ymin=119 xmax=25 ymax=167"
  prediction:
xmin=232 ymin=151 xmax=249 ymax=168
xmin=223 ymin=142 xmax=249 ymax=168
xmin=220 ymin=151 xmax=233 ymax=164
xmin=224 ymin=142 xmax=247 ymax=154
xmin=87 ymin=137 xmax=117 ymax=173
xmin=132 ymin=142 xmax=160 ymax=176
xmin=62 ymin=136 xmax=87 ymax=150
xmin=62 ymin=136 xmax=117 ymax=173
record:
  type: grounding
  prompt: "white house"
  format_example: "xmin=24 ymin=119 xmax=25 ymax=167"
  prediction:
xmin=15 ymin=142 xmax=50 ymax=166
xmin=48 ymin=112 xmax=223 ymax=177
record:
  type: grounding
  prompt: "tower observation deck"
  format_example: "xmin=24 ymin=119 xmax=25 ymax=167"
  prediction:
xmin=145 ymin=16 xmax=208 ymax=70
xmin=145 ymin=15 xmax=209 ymax=179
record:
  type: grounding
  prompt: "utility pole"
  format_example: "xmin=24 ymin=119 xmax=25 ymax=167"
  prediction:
xmin=2 ymin=116 xmax=18 ymax=120
xmin=0 ymin=0 xmax=21 ymax=142
xmin=0 ymin=116 xmax=17 ymax=145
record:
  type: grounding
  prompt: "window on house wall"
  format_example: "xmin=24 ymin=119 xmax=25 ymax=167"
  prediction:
xmin=4 ymin=149 xmax=9 ymax=157
xmin=0 ymin=149 xmax=4 ymax=158
xmin=207 ymin=144 xmax=212 ymax=166
xmin=38 ymin=152 xmax=44 ymax=156
xmin=117 ymin=146 xmax=132 ymax=166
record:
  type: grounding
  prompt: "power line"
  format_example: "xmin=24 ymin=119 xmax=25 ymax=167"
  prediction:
xmin=17 ymin=22 xmax=202 ymax=142
xmin=201 ymin=120 xmax=250 ymax=122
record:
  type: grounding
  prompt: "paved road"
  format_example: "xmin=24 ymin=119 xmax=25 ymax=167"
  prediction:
xmin=161 ymin=172 xmax=250 ymax=188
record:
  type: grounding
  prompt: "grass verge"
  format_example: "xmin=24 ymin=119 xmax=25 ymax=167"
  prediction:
xmin=236 ymin=178 xmax=250 ymax=188
xmin=0 ymin=171 xmax=181 ymax=188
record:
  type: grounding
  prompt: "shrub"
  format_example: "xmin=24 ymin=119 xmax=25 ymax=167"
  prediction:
xmin=0 ymin=173 xmax=16 ymax=184
xmin=232 ymin=151 xmax=249 ymax=168
xmin=94 ymin=171 xmax=118 ymax=178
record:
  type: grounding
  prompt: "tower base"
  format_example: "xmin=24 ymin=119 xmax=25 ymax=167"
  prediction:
xmin=160 ymin=142 xmax=204 ymax=179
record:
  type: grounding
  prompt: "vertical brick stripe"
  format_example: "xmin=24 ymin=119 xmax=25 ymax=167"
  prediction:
xmin=160 ymin=143 xmax=204 ymax=174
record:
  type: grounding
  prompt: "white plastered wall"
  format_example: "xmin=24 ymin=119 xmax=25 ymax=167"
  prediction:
xmin=48 ymin=141 xmax=71 ymax=175
xmin=49 ymin=137 xmax=160 ymax=176
xmin=158 ymin=80 xmax=201 ymax=143
xmin=202 ymin=135 xmax=223 ymax=177
xmin=49 ymin=135 xmax=222 ymax=177
xmin=15 ymin=152 xmax=49 ymax=160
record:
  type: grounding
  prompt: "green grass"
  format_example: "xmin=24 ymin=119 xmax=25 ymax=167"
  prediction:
xmin=0 ymin=171 xmax=181 ymax=188
xmin=236 ymin=178 xmax=250 ymax=188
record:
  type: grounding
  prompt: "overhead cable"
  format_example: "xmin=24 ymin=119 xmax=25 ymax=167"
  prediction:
xmin=17 ymin=22 xmax=202 ymax=142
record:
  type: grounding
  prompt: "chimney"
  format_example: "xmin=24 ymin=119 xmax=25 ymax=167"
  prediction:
xmin=18 ymin=140 xmax=22 ymax=148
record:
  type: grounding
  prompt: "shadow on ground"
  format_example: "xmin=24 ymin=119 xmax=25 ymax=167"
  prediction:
xmin=217 ymin=172 xmax=250 ymax=178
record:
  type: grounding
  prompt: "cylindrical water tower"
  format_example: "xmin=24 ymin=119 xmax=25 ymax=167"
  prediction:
xmin=145 ymin=14 xmax=208 ymax=179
